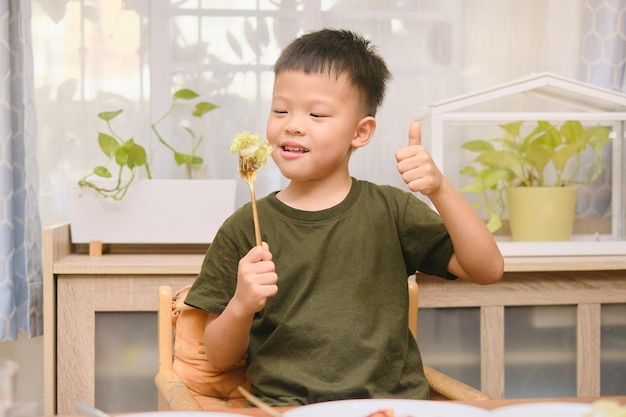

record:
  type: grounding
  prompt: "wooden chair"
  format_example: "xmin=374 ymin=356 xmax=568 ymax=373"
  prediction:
xmin=155 ymin=279 xmax=491 ymax=411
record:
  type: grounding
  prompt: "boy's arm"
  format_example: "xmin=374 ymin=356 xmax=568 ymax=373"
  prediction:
xmin=396 ymin=121 xmax=504 ymax=285
xmin=203 ymin=243 xmax=278 ymax=369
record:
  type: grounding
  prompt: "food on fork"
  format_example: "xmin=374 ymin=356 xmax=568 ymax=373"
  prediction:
xmin=231 ymin=131 xmax=272 ymax=246
xmin=230 ymin=131 xmax=272 ymax=171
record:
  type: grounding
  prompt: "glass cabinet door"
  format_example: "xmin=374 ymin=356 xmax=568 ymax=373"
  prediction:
xmin=600 ymin=304 xmax=626 ymax=395
xmin=95 ymin=312 xmax=159 ymax=413
xmin=504 ymin=306 xmax=577 ymax=398
xmin=418 ymin=307 xmax=481 ymax=389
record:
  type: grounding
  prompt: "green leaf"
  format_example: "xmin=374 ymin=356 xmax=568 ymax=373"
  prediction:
xmin=462 ymin=139 xmax=494 ymax=153
xmin=115 ymin=145 xmax=129 ymax=166
xmin=553 ymin=143 xmax=581 ymax=172
xmin=190 ymin=155 xmax=203 ymax=165
xmin=193 ymin=101 xmax=219 ymax=117
xmin=486 ymin=212 xmax=503 ymax=233
xmin=478 ymin=169 xmax=508 ymax=190
xmin=93 ymin=166 xmax=112 ymax=178
xmin=127 ymin=142 xmax=148 ymax=167
xmin=98 ymin=133 xmax=119 ymax=158
xmin=528 ymin=131 xmax=559 ymax=149
xmin=501 ymin=137 xmax=523 ymax=153
xmin=174 ymin=152 xmax=204 ymax=166
xmin=499 ymin=121 xmax=522 ymax=137
xmin=98 ymin=109 xmax=123 ymax=122
xmin=529 ymin=121 xmax=561 ymax=148
xmin=477 ymin=150 xmax=520 ymax=172
xmin=173 ymin=88 xmax=200 ymax=100
xmin=461 ymin=184 xmax=480 ymax=192
xmin=586 ymin=125 xmax=612 ymax=150
xmin=174 ymin=152 xmax=193 ymax=166
xmin=525 ymin=144 xmax=554 ymax=172
xmin=560 ymin=120 xmax=584 ymax=144
xmin=460 ymin=166 xmax=478 ymax=176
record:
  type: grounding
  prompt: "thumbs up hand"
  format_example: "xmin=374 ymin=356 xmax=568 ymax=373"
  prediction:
xmin=395 ymin=121 xmax=444 ymax=196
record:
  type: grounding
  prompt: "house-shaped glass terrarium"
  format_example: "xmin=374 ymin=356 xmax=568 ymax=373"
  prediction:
xmin=416 ymin=72 xmax=626 ymax=256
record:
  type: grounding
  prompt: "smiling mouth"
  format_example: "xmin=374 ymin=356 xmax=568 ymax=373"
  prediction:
xmin=282 ymin=145 xmax=309 ymax=153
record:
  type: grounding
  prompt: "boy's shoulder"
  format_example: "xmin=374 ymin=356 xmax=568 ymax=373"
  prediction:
xmin=356 ymin=178 xmax=412 ymax=200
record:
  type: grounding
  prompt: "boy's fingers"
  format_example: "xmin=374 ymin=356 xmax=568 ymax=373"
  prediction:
xmin=245 ymin=243 xmax=269 ymax=262
xmin=408 ymin=120 xmax=422 ymax=147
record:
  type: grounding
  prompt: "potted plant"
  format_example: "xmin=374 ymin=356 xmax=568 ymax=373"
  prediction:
xmin=460 ymin=120 xmax=612 ymax=241
xmin=67 ymin=89 xmax=237 ymax=246
xmin=78 ymin=88 xmax=218 ymax=199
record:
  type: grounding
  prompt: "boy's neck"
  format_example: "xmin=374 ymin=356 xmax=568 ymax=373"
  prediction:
xmin=277 ymin=175 xmax=353 ymax=211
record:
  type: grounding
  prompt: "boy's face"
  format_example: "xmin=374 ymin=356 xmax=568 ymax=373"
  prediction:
xmin=267 ymin=70 xmax=370 ymax=183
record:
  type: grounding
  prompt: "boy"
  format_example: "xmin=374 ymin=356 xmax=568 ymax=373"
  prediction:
xmin=185 ymin=28 xmax=503 ymax=406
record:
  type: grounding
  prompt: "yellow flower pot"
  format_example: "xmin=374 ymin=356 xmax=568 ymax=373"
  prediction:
xmin=506 ymin=186 xmax=579 ymax=242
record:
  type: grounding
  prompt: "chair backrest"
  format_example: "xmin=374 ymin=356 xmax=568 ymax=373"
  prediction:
xmin=157 ymin=286 xmax=173 ymax=375
xmin=156 ymin=285 xmax=248 ymax=411
xmin=156 ymin=285 xmax=203 ymax=411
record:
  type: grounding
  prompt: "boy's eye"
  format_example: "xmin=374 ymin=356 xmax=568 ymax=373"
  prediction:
xmin=273 ymin=110 xmax=287 ymax=114
xmin=310 ymin=113 xmax=325 ymax=118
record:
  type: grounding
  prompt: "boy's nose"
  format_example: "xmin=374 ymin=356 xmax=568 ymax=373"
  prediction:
xmin=286 ymin=124 xmax=303 ymax=135
xmin=285 ymin=115 xmax=304 ymax=135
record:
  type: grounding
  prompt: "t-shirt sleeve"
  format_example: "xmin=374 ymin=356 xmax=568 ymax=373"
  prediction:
xmin=184 ymin=227 xmax=242 ymax=315
xmin=398 ymin=192 xmax=456 ymax=279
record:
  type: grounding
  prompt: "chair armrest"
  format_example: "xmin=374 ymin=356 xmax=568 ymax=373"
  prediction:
xmin=424 ymin=365 xmax=492 ymax=401
xmin=155 ymin=368 xmax=203 ymax=411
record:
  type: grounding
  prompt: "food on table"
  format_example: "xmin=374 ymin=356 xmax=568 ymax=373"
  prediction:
xmin=366 ymin=410 xmax=396 ymax=417
xmin=584 ymin=400 xmax=626 ymax=417
xmin=230 ymin=131 xmax=272 ymax=171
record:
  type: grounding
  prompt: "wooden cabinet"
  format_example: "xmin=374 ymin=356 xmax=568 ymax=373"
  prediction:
xmin=416 ymin=268 xmax=626 ymax=399
xmin=43 ymin=223 xmax=626 ymax=415
xmin=43 ymin=223 xmax=206 ymax=415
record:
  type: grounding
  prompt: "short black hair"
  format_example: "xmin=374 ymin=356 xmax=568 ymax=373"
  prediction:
xmin=274 ymin=29 xmax=391 ymax=117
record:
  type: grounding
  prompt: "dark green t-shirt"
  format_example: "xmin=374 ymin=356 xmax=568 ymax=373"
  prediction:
xmin=185 ymin=178 xmax=455 ymax=406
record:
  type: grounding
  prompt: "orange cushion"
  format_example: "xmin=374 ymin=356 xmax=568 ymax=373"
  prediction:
xmin=171 ymin=285 xmax=249 ymax=409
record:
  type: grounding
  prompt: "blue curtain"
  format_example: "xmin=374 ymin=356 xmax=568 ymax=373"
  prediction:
xmin=580 ymin=0 xmax=626 ymax=91
xmin=0 ymin=0 xmax=43 ymax=341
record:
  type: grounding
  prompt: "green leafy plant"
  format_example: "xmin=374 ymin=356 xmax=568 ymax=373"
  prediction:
xmin=78 ymin=89 xmax=218 ymax=200
xmin=78 ymin=109 xmax=152 ymax=200
xmin=151 ymin=88 xmax=218 ymax=171
xmin=460 ymin=120 xmax=612 ymax=232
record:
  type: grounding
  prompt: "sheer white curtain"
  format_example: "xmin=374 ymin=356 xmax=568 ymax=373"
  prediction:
xmin=0 ymin=0 xmax=43 ymax=341
xmin=576 ymin=0 xmax=626 ymax=222
xmin=32 ymin=0 xmax=588 ymax=227
xmin=579 ymin=0 xmax=626 ymax=91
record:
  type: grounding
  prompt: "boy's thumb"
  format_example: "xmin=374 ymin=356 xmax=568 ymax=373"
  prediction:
xmin=408 ymin=121 xmax=422 ymax=147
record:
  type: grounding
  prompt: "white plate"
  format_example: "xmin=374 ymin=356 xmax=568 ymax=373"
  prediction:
xmin=490 ymin=402 xmax=592 ymax=417
xmin=119 ymin=412 xmax=249 ymax=417
xmin=283 ymin=399 xmax=490 ymax=417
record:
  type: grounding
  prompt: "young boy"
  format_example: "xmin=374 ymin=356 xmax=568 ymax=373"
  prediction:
xmin=185 ymin=28 xmax=504 ymax=406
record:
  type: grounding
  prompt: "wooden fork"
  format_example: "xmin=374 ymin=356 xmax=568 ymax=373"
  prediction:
xmin=236 ymin=386 xmax=283 ymax=417
xmin=239 ymin=157 xmax=262 ymax=246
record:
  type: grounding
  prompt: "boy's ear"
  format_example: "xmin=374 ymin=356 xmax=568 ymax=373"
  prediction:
xmin=351 ymin=116 xmax=376 ymax=149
